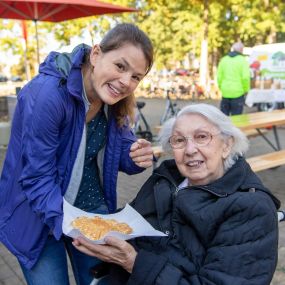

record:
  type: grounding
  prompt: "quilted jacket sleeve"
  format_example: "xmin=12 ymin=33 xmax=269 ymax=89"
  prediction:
xmin=127 ymin=192 xmax=278 ymax=285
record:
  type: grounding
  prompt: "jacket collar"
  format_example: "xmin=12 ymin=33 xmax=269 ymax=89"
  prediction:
xmin=228 ymin=51 xmax=243 ymax=57
xmin=155 ymin=157 xmax=280 ymax=208
xmin=207 ymin=157 xmax=263 ymax=195
xmin=39 ymin=44 xmax=91 ymax=101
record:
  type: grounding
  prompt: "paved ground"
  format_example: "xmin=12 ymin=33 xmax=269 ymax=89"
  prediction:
xmin=0 ymin=98 xmax=285 ymax=284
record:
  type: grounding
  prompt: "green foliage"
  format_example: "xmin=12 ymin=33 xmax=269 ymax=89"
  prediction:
xmin=1 ymin=1 xmax=285 ymax=77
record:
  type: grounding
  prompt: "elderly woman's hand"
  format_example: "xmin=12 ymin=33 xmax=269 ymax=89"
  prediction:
xmin=130 ymin=138 xmax=153 ymax=168
xmin=72 ymin=236 xmax=137 ymax=273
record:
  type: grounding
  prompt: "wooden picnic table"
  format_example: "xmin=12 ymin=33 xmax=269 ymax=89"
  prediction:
xmin=245 ymin=89 xmax=285 ymax=107
xmin=230 ymin=109 xmax=285 ymax=131
xmin=230 ymin=109 xmax=285 ymax=151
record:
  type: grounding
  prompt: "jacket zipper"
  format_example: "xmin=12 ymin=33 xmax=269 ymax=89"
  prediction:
xmin=154 ymin=173 xmax=228 ymax=198
xmin=176 ymin=185 xmax=228 ymax=198
xmin=153 ymin=173 xmax=228 ymax=236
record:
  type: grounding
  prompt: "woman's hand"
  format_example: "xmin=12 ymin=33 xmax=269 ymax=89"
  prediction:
xmin=130 ymin=138 xmax=153 ymax=168
xmin=72 ymin=236 xmax=137 ymax=273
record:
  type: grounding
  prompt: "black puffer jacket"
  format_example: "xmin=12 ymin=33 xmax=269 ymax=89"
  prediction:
xmin=109 ymin=157 xmax=280 ymax=285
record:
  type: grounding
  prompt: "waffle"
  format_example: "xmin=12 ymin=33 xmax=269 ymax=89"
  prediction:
xmin=71 ymin=216 xmax=133 ymax=240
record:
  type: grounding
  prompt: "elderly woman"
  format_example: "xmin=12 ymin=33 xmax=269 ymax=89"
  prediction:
xmin=73 ymin=103 xmax=280 ymax=285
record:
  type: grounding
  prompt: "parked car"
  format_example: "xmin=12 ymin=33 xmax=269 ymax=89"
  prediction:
xmin=174 ymin=68 xmax=191 ymax=76
xmin=10 ymin=76 xmax=22 ymax=82
xmin=0 ymin=75 xmax=8 ymax=82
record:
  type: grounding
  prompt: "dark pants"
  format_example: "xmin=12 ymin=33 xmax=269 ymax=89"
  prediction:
xmin=220 ymin=95 xmax=245 ymax=116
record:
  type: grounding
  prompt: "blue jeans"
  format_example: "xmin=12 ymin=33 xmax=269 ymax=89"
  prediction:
xmin=20 ymin=235 xmax=102 ymax=285
xmin=220 ymin=95 xmax=245 ymax=116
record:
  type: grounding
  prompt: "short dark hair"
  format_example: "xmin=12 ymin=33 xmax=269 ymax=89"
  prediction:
xmin=100 ymin=23 xmax=154 ymax=74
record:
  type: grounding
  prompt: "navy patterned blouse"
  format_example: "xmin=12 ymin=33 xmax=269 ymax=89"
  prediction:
xmin=74 ymin=107 xmax=108 ymax=213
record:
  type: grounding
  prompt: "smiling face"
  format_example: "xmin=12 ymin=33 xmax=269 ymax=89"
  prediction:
xmin=172 ymin=113 xmax=233 ymax=186
xmin=83 ymin=43 xmax=148 ymax=105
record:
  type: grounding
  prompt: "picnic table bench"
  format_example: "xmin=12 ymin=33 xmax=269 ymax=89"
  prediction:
xmin=246 ymin=149 xmax=285 ymax=172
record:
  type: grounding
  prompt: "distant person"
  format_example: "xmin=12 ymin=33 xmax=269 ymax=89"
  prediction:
xmin=217 ymin=42 xmax=250 ymax=115
xmin=0 ymin=23 xmax=154 ymax=285
xmin=73 ymin=103 xmax=280 ymax=285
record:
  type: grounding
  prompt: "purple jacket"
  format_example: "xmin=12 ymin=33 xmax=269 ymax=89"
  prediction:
xmin=0 ymin=44 xmax=143 ymax=269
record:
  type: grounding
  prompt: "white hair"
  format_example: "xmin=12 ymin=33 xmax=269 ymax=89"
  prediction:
xmin=159 ymin=103 xmax=249 ymax=171
xmin=231 ymin=42 xmax=244 ymax=53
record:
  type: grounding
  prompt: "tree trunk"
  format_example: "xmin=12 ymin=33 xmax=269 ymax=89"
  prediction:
xmin=199 ymin=0 xmax=209 ymax=88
